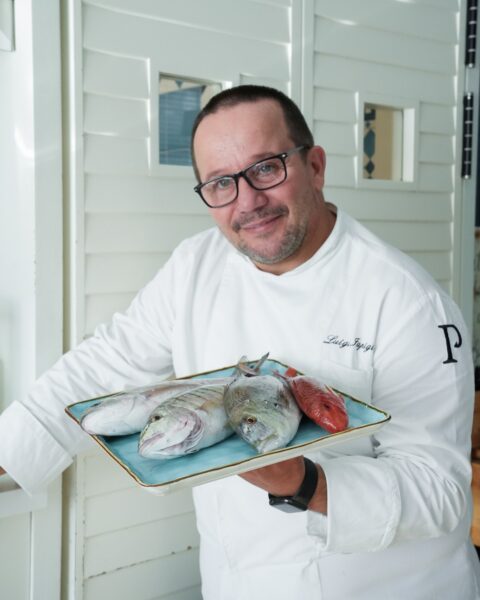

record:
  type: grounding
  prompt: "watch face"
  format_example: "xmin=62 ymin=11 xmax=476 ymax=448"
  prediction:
xmin=268 ymin=495 xmax=308 ymax=512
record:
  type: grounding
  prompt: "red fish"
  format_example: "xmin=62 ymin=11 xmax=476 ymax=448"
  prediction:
xmin=280 ymin=373 xmax=349 ymax=433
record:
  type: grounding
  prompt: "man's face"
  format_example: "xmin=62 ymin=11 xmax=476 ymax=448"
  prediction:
xmin=193 ymin=100 xmax=331 ymax=275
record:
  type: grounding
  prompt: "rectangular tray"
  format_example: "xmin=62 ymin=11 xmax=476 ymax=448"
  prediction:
xmin=65 ymin=358 xmax=390 ymax=495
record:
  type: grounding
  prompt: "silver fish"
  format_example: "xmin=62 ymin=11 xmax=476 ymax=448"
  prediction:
xmin=80 ymin=377 xmax=233 ymax=436
xmin=138 ymin=383 xmax=232 ymax=459
xmin=224 ymin=374 xmax=301 ymax=453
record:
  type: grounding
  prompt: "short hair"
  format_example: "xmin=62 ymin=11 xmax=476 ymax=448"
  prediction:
xmin=190 ymin=85 xmax=314 ymax=182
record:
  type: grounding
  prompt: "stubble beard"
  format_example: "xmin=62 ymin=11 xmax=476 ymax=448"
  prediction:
xmin=234 ymin=209 xmax=309 ymax=266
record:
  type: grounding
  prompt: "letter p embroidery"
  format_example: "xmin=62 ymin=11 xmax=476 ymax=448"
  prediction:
xmin=438 ymin=324 xmax=462 ymax=364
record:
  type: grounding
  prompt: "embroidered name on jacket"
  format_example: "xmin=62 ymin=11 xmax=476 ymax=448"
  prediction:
xmin=323 ymin=335 xmax=376 ymax=353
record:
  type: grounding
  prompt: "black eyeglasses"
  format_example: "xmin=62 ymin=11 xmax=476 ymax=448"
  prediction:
xmin=194 ymin=145 xmax=310 ymax=208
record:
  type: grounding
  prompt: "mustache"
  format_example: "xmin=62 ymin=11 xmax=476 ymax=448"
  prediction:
xmin=232 ymin=206 xmax=288 ymax=232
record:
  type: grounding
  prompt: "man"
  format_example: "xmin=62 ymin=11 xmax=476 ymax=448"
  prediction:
xmin=0 ymin=85 xmax=479 ymax=599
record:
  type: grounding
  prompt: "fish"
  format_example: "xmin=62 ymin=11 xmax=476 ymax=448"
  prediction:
xmin=138 ymin=383 xmax=233 ymax=459
xmin=224 ymin=374 xmax=302 ymax=453
xmin=280 ymin=374 xmax=349 ymax=433
xmin=80 ymin=376 xmax=234 ymax=436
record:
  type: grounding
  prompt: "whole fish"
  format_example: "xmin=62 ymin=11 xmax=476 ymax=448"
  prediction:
xmin=80 ymin=353 xmax=270 ymax=437
xmin=281 ymin=374 xmax=349 ymax=433
xmin=138 ymin=383 xmax=232 ymax=459
xmin=224 ymin=374 xmax=301 ymax=453
xmin=80 ymin=376 xmax=233 ymax=436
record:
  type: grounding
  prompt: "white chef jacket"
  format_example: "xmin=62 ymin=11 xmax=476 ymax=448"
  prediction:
xmin=1 ymin=207 xmax=479 ymax=599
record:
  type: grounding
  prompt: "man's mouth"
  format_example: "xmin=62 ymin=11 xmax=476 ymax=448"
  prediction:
xmin=233 ymin=208 xmax=288 ymax=233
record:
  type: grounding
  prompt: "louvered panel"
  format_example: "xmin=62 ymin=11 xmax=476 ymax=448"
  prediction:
xmin=85 ymin=512 xmax=199 ymax=578
xmin=84 ymin=134 xmax=149 ymax=175
xmin=86 ymin=253 xmax=168 ymax=295
xmin=314 ymin=121 xmax=356 ymax=156
xmin=362 ymin=221 xmax=451 ymax=252
xmin=83 ymin=549 xmax=201 ymax=600
xmin=314 ymin=0 xmax=457 ymax=43
xmin=84 ymin=50 xmax=149 ymax=99
xmin=419 ymin=164 xmax=454 ymax=192
xmin=85 ymin=292 xmax=136 ymax=336
xmin=152 ymin=587 xmax=202 ymax=600
xmin=84 ymin=94 xmax=149 ymax=138
xmin=85 ymin=486 xmax=195 ymax=536
xmin=324 ymin=156 xmax=356 ymax=187
xmin=420 ymin=103 xmax=456 ymax=135
xmin=314 ymin=55 xmax=455 ymax=105
xmin=83 ymin=4 xmax=290 ymax=82
xmin=328 ymin=189 xmax=452 ymax=221
xmin=313 ymin=88 xmax=356 ymax=123
xmin=85 ymin=214 xmax=213 ymax=253
xmin=408 ymin=252 xmax=452 ymax=281
xmin=419 ymin=133 xmax=454 ymax=164
xmin=83 ymin=0 xmax=290 ymax=44
xmin=314 ymin=17 xmax=455 ymax=74
xmin=85 ymin=174 xmax=203 ymax=215
xmin=84 ymin=452 xmax=136 ymax=497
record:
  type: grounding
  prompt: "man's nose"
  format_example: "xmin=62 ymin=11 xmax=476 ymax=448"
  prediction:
xmin=235 ymin=175 xmax=268 ymax=211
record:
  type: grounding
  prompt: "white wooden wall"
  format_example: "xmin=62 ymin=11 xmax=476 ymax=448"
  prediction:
xmin=62 ymin=1 xmax=470 ymax=599
xmin=311 ymin=0 xmax=462 ymax=294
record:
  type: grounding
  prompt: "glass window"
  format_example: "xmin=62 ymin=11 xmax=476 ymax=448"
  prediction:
xmin=363 ymin=103 xmax=404 ymax=181
xmin=158 ymin=75 xmax=222 ymax=166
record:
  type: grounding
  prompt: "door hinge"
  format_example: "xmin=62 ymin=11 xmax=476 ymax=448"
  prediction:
xmin=462 ymin=93 xmax=474 ymax=179
xmin=466 ymin=0 xmax=478 ymax=67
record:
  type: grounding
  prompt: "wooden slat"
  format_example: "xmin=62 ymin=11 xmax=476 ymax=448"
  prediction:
xmin=83 ymin=0 xmax=290 ymax=44
xmin=85 ymin=512 xmax=199 ymax=578
xmin=85 ymin=174 xmax=204 ymax=215
xmin=84 ymin=93 xmax=149 ymax=138
xmin=313 ymin=88 xmax=356 ymax=123
xmin=85 ymin=214 xmax=213 ymax=253
xmin=418 ymin=164 xmax=454 ymax=193
xmin=420 ymin=103 xmax=456 ymax=135
xmin=85 ymin=292 xmax=136 ymax=335
xmin=83 ymin=4 xmax=290 ymax=83
xmin=83 ymin=549 xmax=201 ymax=600
xmin=328 ymin=189 xmax=452 ymax=221
xmin=84 ymin=49 xmax=149 ymax=99
xmin=314 ymin=55 xmax=455 ymax=106
xmin=84 ymin=134 xmax=149 ymax=175
xmin=151 ymin=587 xmax=202 ymax=600
xmin=85 ymin=486 xmax=196 ymax=536
xmin=360 ymin=221 xmax=452 ymax=252
xmin=419 ymin=133 xmax=454 ymax=165
xmin=324 ymin=155 xmax=356 ymax=187
xmin=314 ymin=17 xmax=456 ymax=75
xmin=239 ymin=74 xmax=289 ymax=94
xmin=314 ymin=121 xmax=356 ymax=156
xmin=314 ymin=0 xmax=458 ymax=43
xmin=0 ymin=513 xmax=30 ymax=599
xmin=85 ymin=252 xmax=168 ymax=294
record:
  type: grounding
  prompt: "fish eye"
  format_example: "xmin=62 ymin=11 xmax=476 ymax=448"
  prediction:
xmin=150 ymin=415 xmax=162 ymax=422
xmin=245 ymin=416 xmax=257 ymax=425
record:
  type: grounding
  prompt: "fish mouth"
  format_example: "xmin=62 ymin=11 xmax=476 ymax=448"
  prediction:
xmin=138 ymin=412 xmax=204 ymax=458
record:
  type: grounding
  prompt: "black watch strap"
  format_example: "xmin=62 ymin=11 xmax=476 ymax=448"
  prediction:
xmin=268 ymin=457 xmax=318 ymax=512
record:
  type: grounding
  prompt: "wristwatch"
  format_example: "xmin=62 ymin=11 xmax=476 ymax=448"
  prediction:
xmin=268 ymin=457 xmax=318 ymax=512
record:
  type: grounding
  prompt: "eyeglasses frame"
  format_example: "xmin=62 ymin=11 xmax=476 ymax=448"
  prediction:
xmin=193 ymin=144 xmax=311 ymax=208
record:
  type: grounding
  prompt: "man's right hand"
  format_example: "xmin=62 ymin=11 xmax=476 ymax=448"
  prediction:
xmin=0 ymin=467 xmax=6 ymax=476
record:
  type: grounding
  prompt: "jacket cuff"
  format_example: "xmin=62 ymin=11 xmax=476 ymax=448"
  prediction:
xmin=0 ymin=402 xmax=73 ymax=495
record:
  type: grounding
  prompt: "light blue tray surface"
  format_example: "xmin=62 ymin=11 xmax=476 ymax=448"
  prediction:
xmin=66 ymin=359 xmax=389 ymax=489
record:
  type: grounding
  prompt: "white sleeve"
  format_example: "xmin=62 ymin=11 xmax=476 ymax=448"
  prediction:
xmin=0 ymin=257 xmax=178 ymax=494
xmin=307 ymin=290 xmax=474 ymax=553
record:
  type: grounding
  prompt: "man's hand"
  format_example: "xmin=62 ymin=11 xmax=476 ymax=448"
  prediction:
xmin=240 ymin=456 xmax=328 ymax=513
xmin=0 ymin=467 xmax=6 ymax=477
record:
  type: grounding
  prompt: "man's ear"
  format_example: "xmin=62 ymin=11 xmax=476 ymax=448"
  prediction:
xmin=307 ymin=146 xmax=326 ymax=190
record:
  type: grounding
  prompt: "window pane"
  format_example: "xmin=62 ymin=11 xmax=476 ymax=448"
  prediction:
xmin=158 ymin=75 xmax=222 ymax=166
xmin=363 ymin=103 xmax=404 ymax=180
